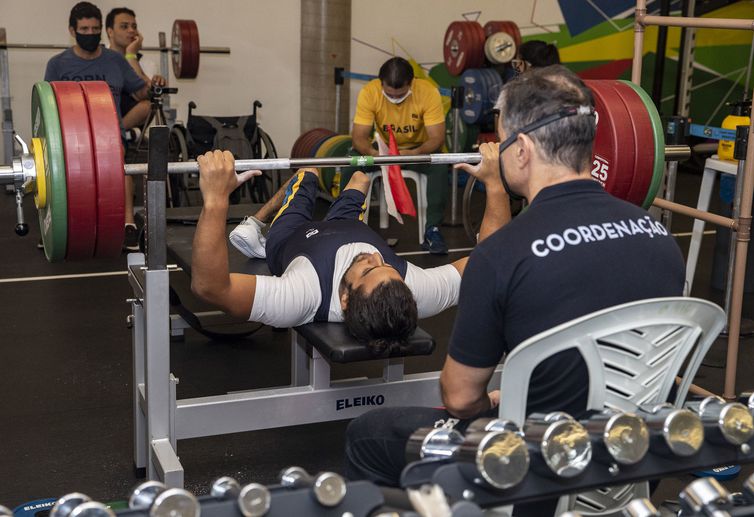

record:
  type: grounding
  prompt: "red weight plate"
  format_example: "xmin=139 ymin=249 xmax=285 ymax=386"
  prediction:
xmin=584 ymin=80 xmax=635 ymax=201
xmin=80 ymin=81 xmax=125 ymax=257
xmin=610 ymin=81 xmax=656 ymax=206
xmin=476 ymin=132 xmax=498 ymax=145
xmin=51 ymin=81 xmax=97 ymax=259
xmin=470 ymin=22 xmax=486 ymax=69
xmin=444 ymin=21 xmax=484 ymax=76
xmin=185 ymin=20 xmax=200 ymax=79
xmin=291 ymin=128 xmax=334 ymax=158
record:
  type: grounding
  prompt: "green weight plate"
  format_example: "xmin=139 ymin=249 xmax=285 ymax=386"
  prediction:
xmin=619 ymin=80 xmax=665 ymax=209
xmin=429 ymin=63 xmax=460 ymax=90
xmin=32 ymin=81 xmax=67 ymax=262
xmin=322 ymin=135 xmax=352 ymax=197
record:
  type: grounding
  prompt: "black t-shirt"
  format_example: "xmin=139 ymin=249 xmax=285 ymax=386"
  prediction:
xmin=449 ymin=179 xmax=686 ymax=417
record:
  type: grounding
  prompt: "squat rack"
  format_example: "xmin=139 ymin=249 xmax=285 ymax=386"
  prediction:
xmin=632 ymin=1 xmax=754 ymax=399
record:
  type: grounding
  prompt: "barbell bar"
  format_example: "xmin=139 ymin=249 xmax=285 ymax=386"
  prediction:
xmin=0 ymin=147 xmax=691 ymax=182
xmin=0 ymin=41 xmax=229 ymax=54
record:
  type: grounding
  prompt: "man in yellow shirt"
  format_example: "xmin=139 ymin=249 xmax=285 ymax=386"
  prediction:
xmin=346 ymin=57 xmax=448 ymax=254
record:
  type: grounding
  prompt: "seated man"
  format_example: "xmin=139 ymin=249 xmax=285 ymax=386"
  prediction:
xmin=105 ymin=7 xmax=167 ymax=131
xmin=512 ymin=40 xmax=561 ymax=75
xmin=191 ymin=151 xmax=509 ymax=352
xmin=344 ymin=66 xmax=686 ymax=498
xmin=347 ymin=57 xmax=448 ymax=254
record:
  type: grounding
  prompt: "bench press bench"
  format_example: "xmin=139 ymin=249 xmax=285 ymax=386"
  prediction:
xmin=129 ymin=205 xmax=474 ymax=488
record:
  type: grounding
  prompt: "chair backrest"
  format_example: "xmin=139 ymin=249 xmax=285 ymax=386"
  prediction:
xmin=499 ymin=297 xmax=726 ymax=426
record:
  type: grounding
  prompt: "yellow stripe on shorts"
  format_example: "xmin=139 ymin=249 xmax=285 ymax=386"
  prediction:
xmin=271 ymin=171 xmax=307 ymax=225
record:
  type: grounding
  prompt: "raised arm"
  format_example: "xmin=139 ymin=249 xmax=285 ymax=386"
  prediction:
xmin=191 ymin=150 xmax=261 ymax=319
xmin=449 ymin=142 xmax=511 ymax=276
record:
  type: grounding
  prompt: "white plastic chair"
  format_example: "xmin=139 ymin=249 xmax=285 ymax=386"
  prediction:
xmin=364 ymin=170 xmax=428 ymax=245
xmin=498 ymin=297 xmax=726 ymax=516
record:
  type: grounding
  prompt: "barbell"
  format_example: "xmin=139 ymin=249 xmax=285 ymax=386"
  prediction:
xmin=1 ymin=79 xmax=689 ymax=262
xmin=0 ymin=20 xmax=229 ymax=79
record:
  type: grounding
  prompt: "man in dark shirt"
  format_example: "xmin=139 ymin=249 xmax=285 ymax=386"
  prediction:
xmin=344 ymin=66 xmax=686 ymax=496
xmin=44 ymin=1 xmax=148 ymax=249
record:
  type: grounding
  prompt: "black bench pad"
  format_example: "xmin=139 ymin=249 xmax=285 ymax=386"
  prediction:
xmin=294 ymin=323 xmax=435 ymax=363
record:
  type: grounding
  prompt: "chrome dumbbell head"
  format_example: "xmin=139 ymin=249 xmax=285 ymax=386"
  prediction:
xmin=640 ymin=404 xmax=704 ymax=457
xmin=211 ymin=476 xmax=241 ymax=499
xmin=149 ymin=488 xmax=200 ymax=517
xmin=456 ymin=429 xmax=530 ymax=490
xmin=128 ymin=481 xmax=167 ymax=510
xmin=279 ymin=466 xmax=347 ymax=507
xmin=69 ymin=502 xmax=115 ymax=517
xmin=698 ymin=396 xmax=754 ymax=446
xmin=737 ymin=392 xmax=754 ymax=412
xmin=465 ymin=418 xmax=521 ymax=435
xmin=405 ymin=427 xmax=464 ymax=462
xmin=622 ymin=498 xmax=660 ymax=517
xmin=51 ymin=493 xmax=92 ymax=517
xmin=524 ymin=412 xmax=592 ymax=478
xmin=238 ymin=483 xmax=271 ymax=517
xmin=583 ymin=410 xmax=649 ymax=466
xmin=679 ymin=477 xmax=733 ymax=515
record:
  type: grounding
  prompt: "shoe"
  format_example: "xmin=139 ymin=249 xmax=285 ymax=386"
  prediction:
xmin=123 ymin=224 xmax=140 ymax=252
xmin=422 ymin=226 xmax=448 ymax=255
xmin=229 ymin=216 xmax=267 ymax=259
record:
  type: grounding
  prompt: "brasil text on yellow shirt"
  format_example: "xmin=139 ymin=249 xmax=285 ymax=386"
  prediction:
xmin=353 ymin=78 xmax=444 ymax=150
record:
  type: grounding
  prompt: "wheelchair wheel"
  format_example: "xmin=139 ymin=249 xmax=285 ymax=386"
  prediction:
xmin=462 ymin=175 xmax=484 ymax=243
xmin=168 ymin=126 xmax=191 ymax=207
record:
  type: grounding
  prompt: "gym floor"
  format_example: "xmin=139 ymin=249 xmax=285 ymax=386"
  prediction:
xmin=1 ymin=165 xmax=753 ymax=511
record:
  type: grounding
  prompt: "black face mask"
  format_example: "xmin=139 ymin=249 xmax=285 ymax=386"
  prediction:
xmin=75 ymin=32 xmax=101 ymax=52
xmin=497 ymin=105 xmax=595 ymax=201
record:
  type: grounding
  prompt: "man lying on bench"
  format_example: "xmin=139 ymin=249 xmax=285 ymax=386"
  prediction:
xmin=191 ymin=151 xmax=509 ymax=354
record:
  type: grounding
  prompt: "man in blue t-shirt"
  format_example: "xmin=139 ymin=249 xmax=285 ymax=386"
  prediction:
xmin=44 ymin=1 xmax=148 ymax=249
xmin=343 ymin=66 xmax=686 ymax=506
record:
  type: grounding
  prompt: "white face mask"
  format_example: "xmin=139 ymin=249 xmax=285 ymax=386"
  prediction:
xmin=382 ymin=89 xmax=412 ymax=104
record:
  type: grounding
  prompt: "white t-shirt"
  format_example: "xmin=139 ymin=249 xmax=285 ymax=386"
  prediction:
xmin=249 ymin=243 xmax=461 ymax=328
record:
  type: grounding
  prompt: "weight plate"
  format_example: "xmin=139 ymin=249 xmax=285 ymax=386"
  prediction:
xmin=444 ymin=21 xmax=484 ymax=76
xmin=31 ymin=138 xmax=47 ymax=209
xmin=291 ymin=128 xmax=334 ymax=158
xmin=619 ymin=80 xmax=665 ymax=209
xmin=585 ymin=80 xmax=636 ymax=202
xmin=309 ymin=131 xmax=337 ymax=157
xmin=301 ymin=128 xmax=335 ymax=158
xmin=32 ymin=81 xmax=67 ymax=262
xmin=610 ymin=81 xmax=656 ymax=207
xmin=485 ymin=32 xmax=516 ymax=64
xmin=80 ymin=81 xmax=125 ymax=258
xmin=51 ymin=81 xmax=97 ymax=260
xmin=172 ymin=20 xmax=199 ymax=79
xmin=483 ymin=20 xmax=522 ymax=50
xmin=460 ymin=69 xmax=485 ymax=124
xmin=318 ymin=135 xmax=351 ymax=195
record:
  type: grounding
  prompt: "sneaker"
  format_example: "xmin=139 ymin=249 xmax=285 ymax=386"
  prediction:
xmin=124 ymin=224 xmax=140 ymax=252
xmin=229 ymin=216 xmax=267 ymax=259
xmin=422 ymin=226 xmax=448 ymax=255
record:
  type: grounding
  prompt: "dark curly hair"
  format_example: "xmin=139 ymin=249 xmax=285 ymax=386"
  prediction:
xmin=69 ymin=2 xmax=102 ymax=29
xmin=342 ymin=279 xmax=418 ymax=356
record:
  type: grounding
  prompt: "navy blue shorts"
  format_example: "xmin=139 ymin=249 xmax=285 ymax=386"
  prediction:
xmin=265 ymin=171 xmax=367 ymax=270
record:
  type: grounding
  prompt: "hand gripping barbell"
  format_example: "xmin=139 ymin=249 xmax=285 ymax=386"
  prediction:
xmin=0 ymin=80 xmax=690 ymax=262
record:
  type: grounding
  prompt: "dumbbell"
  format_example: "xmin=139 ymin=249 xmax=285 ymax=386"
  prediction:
xmin=523 ymin=411 xmax=592 ymax=478
xmin=406 ymin=423 xmax=530 ymax=490
xmin=622 ymin=498 xmax=661 ymax=517
xmin=128 ymin=480 xmax=200 ymax=517
xmin=696 ymin=396 xmax=754 ymax=447
xmin=211 ymin=476 xmax=271 ymax=517
xmin=678 ymin=477 xmax=733 ymax=516
xmin=50 ymin=495 xmax=114 ymax=517
xmin=639 ymin=403 xmax=704 ymax=456
xmin=582 ymin=410 xmax=650 ymax=467
xmin=279 ymin=466 xmax=347 ymax=507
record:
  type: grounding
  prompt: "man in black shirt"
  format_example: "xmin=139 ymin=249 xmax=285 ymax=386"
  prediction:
xmin=344 ymin=66 xmax=686 ymax=494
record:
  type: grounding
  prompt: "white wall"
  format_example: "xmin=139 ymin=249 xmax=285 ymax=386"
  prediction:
xmin=349 ymin=0 xmax=564 ymax=124
xmin=1 ymin=0 xmax=300 ymax=159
